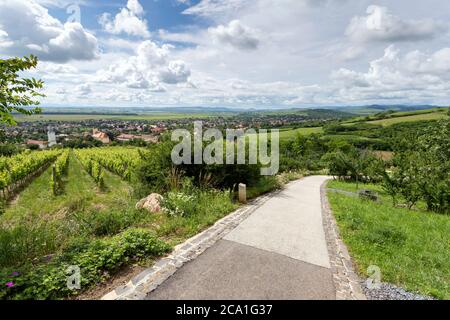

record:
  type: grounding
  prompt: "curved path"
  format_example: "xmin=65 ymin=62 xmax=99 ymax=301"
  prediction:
xmin=147 ymin=176 xmax=336 ymax=300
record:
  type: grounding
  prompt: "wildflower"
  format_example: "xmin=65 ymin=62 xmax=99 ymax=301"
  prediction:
xmin=5 ymin=282 xmax=14 ymax=288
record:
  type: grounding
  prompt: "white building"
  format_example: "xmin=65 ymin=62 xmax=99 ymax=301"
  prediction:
xmin=47 ymin=126 xmax=57 ymax=147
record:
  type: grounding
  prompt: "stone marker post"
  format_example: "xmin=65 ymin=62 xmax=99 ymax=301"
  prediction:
xmin=238 ymin=183 xmax=247 ymax=204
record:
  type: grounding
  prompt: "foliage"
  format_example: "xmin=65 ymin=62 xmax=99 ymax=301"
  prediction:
xmin=161 ymin=177 xmax=235 ymax=218
xmin=162 ymin=191 xmax=196 ymax=217
xmin=321 ymin=147 xmax=384 ymax=184
xmin=137 ymin=137 xmax=263 ymax=195
xmin=74 ymin=150 xmax=105 ymax=188
xmin=0 ymin=143 xmax=19 ymax=157
xmin=51 ymin=150 xmax=70 ymax=195
xmin=381 ymin=120 xmax=450 ymax=213
xmin=0 ymin=228 xmax=171 ymax=300
xmin=75 ymin=147 xmax=147 ymax=182
xmin=0 ymin=149 xmax=61 ymax=199
xmin=0 ymin=55 xmax=44 ymax=124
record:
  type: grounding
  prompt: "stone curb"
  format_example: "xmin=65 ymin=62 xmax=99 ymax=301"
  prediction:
xmin=101 ymin=191 xmax=276 ymax=300
xmin=320 ymin=181 xmax=367 ymax=300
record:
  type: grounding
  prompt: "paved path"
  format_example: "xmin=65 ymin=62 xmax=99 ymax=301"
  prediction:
xmin=147 ymin=176 xmax=334 ymax=300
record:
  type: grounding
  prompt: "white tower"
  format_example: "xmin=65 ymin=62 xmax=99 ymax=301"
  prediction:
xmin=47 ymin=126 xmax=57 ymax=147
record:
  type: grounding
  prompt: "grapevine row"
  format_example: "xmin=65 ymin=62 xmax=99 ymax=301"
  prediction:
xmin=0 ymin=150 xmax=62 ymax=200
xmin=74 ymin=150 xmax=105 ymax=188
xmin=74 ymin=147 xmax=146 ymax=181
xmin=51 ymin=150 xmax=70 ymax=195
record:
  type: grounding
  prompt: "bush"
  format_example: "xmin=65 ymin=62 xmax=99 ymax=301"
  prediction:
xmin=137 ymin=137 xmax=264 ymax=194
xmin=161 ymin=179 xmax=235 ymax=219
xmin=161 ymin=191 xmax=196 ymax=217
xmin=0 ymin=228 xmax=171 ymax=300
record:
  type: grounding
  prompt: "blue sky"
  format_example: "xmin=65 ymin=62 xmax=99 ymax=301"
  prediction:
xmin=47 ymin=0 xmax=205 ymax=33
xmin=1 ymin=0 xmax=450 ymax=108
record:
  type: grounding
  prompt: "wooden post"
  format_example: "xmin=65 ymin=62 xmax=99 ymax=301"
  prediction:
xmin=52 ymin=165 xmax=57 ymax=195
xmin=238 ymin=183 xmax=247 ymax=204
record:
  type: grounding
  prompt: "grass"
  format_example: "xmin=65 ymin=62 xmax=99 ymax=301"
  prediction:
xmin=367 ymin=110 xmax=448 ymax=126
xmin=327 ymin=180 xmax=450 ymax=299
xmin=246 ymin=127 xmax=323 ymax=142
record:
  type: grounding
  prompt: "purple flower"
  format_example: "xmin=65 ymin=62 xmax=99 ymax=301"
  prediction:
xmin=5 ymin=282 xmax=14 ymax=288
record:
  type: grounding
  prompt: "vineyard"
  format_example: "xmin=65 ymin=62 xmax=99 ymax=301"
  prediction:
xmin=0 ymin=145 xmax=238 ymax=300
xmin=0 ymin=149 xmax=62 ymax=201
xmin=0 ymin=147 xmax=148 ymax=204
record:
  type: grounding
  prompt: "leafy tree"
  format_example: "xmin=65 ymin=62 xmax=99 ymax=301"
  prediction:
xmin=0 ymin=55 xmax=44 ymax=124
xmin=382 ymin=119 xmax=450 ymax=213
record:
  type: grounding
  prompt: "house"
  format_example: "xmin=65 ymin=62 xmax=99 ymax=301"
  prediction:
xmin=26 ymin=139 xmax=48 ymax=149
xmin=150 ymin=126 xmax=166 ymax=134
xmin=92 ymin=129 xmax=110 ymax=144
xmin=116 ymin=133 xmax=158 ymax=143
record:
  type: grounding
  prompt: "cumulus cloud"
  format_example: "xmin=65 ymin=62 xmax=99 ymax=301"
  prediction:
xmin=0 ymin=0 xmax=99 ymax=62
xmin=330 ymin=45 xmax=450 ymax=103
xmin=96 ymin=40 xmax=190 ymax=89
xmin=208 ymin=20 xmax=260 ymax=50
xmin=346 ymin=5 xmax=448 ymax=43
xmin=98 ymin=0 xmax=150 ymax=38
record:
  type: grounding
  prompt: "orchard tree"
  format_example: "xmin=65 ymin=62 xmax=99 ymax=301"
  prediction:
xmin=0 ymin=55 xmax=44 ymax=125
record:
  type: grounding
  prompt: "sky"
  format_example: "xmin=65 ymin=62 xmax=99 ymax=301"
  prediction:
xmin=1 ymin=0 xmax=450 ymax=109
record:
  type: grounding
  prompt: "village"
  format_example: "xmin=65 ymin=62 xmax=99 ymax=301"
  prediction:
xmin=1 ymin=109 xmax=350 ymax=149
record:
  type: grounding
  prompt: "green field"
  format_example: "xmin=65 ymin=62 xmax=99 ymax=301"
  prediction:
xmin=327 ymin=180 xmax=450 ymax=299
xmin=14 ymin=113 xmax=226 ymax=122
xmin=368 ymin=110 xmax=448 ymax=126
xmin=278 ymin=127 xmax=323 ymax=139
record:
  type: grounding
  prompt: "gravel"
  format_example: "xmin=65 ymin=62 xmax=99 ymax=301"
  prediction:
xmin=362 ymin=281 xmax=436 ymax=300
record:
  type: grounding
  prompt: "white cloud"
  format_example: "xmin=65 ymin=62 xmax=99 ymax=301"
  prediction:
xmin=330 ymin=45 xmax=450 ymax=103
xmin=346 ymin=5 xmax=448 ymax=43
xmin=208 ymin=20 xmax=260 ymax=50
xmin=183 ymin=0 xmax=245 ymax=17
xmin=95 ymin=40 xmax=190 ymax=89
xmin=0 ymin=0 xmax=99 ymax=62
xmin=98 ymin=0 xmax=150 ymax=38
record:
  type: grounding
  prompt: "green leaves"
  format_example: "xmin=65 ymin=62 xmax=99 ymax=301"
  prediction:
xmin=0 ymin=55 xmax=44 ymax=125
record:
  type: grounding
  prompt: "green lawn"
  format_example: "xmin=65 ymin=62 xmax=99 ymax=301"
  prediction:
xmin=327 ymin=180 xmax=450 ymax=299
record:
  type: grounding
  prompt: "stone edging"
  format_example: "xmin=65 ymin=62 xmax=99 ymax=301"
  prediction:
xmin=320 ymin=181 xmax=367 ymax=300
xmin=101 ymin=192 xmax=276 ymax=300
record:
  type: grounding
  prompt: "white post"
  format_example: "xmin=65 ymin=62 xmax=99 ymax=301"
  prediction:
xmin=238 ymin=183 xmax=247 ymax=204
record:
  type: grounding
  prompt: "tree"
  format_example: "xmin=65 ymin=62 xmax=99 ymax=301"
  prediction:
xmin=0 ymin=55 xmax=44 ymax=125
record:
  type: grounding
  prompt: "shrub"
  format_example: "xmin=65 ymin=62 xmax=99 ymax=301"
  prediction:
xmin=161 ymin=191 xmax=196 ymax=217
xmin=0 ymin=228 xmax=171 ymax=300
